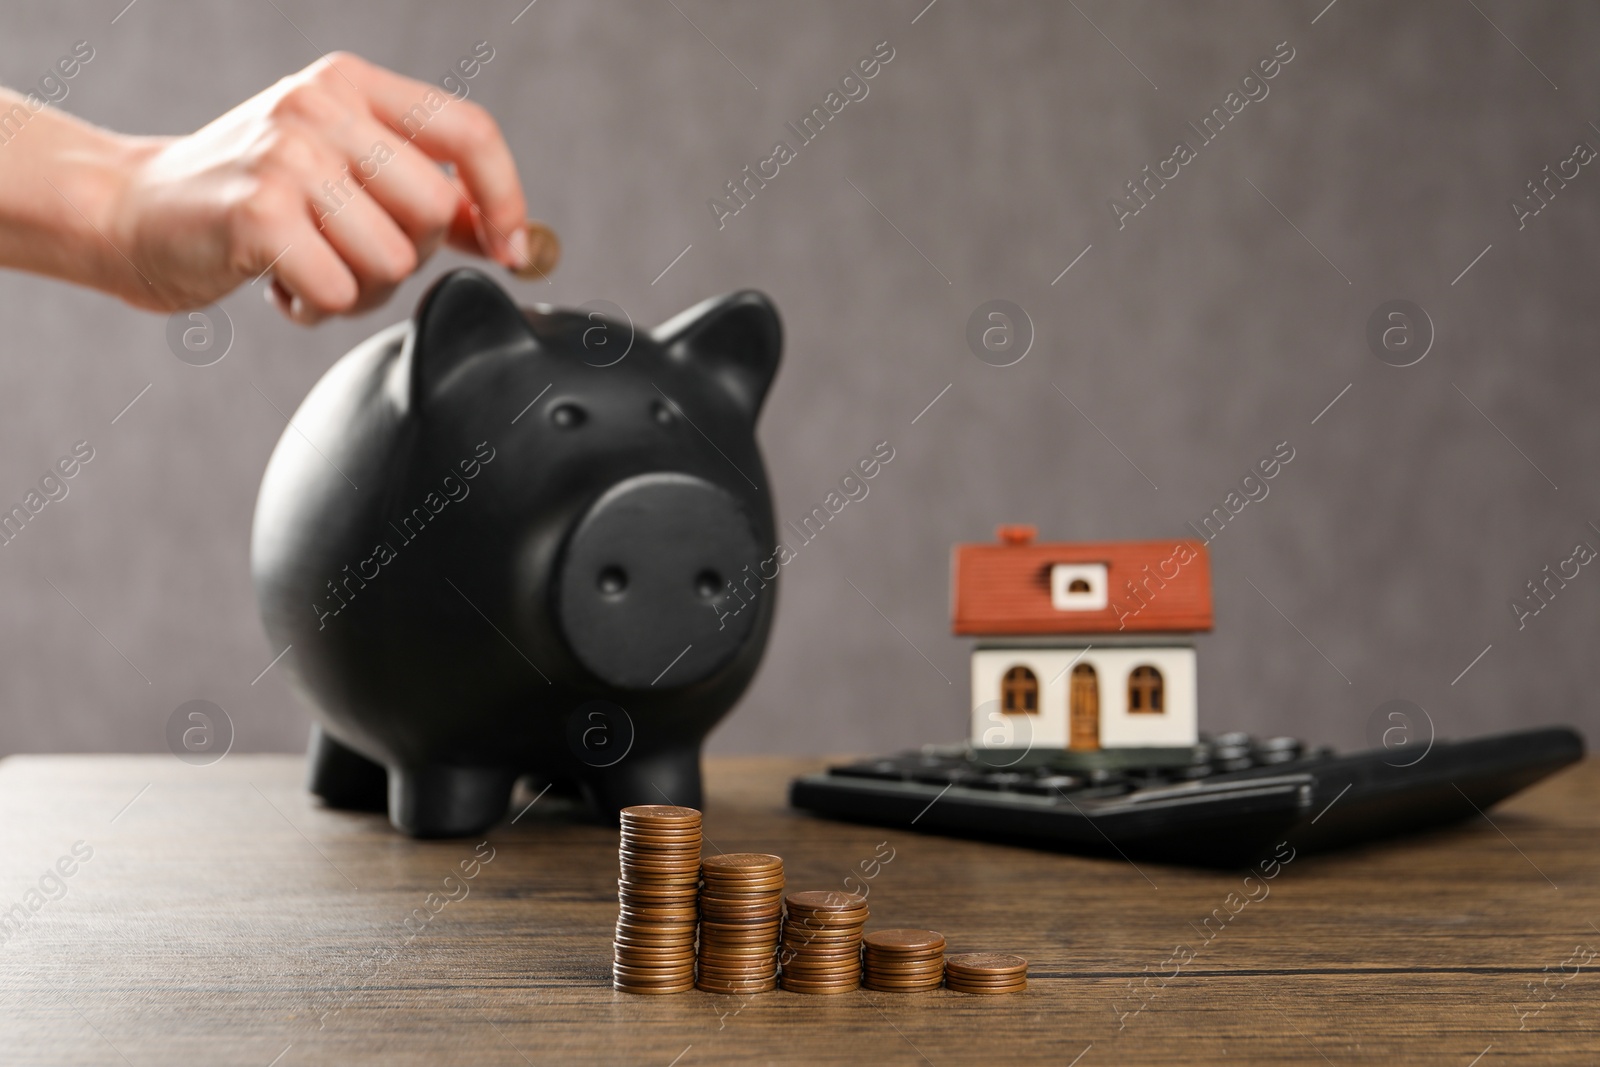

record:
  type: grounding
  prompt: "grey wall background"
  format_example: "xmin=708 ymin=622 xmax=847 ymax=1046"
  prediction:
xmin=0 ymin=0 xmax=1596 ymax=761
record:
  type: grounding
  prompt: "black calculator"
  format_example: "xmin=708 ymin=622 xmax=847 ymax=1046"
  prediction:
xmin=788 ymin=727 xmax=1583 ymax=866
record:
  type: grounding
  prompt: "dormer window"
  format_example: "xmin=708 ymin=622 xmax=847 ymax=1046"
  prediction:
xmin=1050 ymin=563 xmax=1108 ymax=611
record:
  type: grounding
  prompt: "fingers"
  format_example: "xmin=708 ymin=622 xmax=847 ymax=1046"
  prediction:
xmin=232 ymin=123 xmax=413 ymax=322
xmin=302 ymin=106 xmax=460 ymax=263
xmin=230 ymin=187 xmax=358 ymax=325
xmin=322 ymin=53 xmax=529 ymax=269
xmin=245 ymin=85 xmax=435 ymax=322
xmin=314 ymin=180 xmax=419 ymax=314
xmin=244 ymin=54 xmax=536 ymax=324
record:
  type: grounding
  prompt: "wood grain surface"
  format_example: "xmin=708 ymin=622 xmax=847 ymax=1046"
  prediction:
xmin=0 ymin=753 xmax=1595 ymax=1066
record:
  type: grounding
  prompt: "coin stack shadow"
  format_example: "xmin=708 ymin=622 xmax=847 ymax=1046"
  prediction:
xmin=696 ymin=853 xmax=785 ymax=994
xmin=944 ymin=952 xmax=1028 ymax=994
xmin=612 ymin=805 xmax=702 ymax=994
xmin=778 ymin=891 xmax=870 ymax=994
xmin=862 ymin=928 xmax=946 ymax=992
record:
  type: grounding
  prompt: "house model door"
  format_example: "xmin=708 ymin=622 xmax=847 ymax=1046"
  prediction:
xmin=1069 ymin=663 xmax=1099 ymax=750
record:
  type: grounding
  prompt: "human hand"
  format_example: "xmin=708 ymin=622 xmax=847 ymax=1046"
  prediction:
xmin=103 ymin=52 xmax=541 ymax=323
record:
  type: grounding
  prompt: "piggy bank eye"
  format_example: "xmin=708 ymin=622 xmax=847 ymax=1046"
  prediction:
xmin=651 ymin=400 xmax=675 ymax=426
xmin=550 ymin=402 xmax=587 ymax=428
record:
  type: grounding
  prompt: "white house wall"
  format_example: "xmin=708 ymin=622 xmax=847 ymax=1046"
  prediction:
xmin=970 ymin=646 xmax=1198 ymax=750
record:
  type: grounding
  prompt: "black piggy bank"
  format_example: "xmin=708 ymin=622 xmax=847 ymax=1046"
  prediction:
xmin=250 ymin=269 xmax=780 ymax=837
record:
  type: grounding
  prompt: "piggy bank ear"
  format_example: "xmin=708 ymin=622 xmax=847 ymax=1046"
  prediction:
xmin=652 ymin=291 xmax=782 ymax=418
xmin=409 ymin=268 xmax=535 ymax=399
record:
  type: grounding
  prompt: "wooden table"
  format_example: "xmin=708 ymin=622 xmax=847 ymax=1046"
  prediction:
xmin=0 ymin=754 xmax=1595 ymax=1065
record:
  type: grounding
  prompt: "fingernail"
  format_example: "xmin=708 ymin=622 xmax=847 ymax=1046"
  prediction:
xmin=509 ymin=227 xmax=530 ymax=268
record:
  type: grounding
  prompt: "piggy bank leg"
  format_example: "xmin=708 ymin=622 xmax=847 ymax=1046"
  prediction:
xmin=579 ymin=745 xmax=704 ymax=819
xmin=306 ymin=724 xmax=388 ymax=812
xmin=388 ymin=765 xmax=518 ymax=838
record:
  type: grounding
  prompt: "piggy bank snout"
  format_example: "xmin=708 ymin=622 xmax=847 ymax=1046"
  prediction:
xmin=555 ymin=473 xmax=765 ymax=690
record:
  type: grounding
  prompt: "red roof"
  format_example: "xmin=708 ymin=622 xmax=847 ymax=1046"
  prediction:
xmin=952 ymin=527 xmax=1213 ymax=636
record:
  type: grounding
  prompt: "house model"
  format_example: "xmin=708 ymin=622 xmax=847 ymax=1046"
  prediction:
xmin=952 ymin=526 xmax=1213 ymax=768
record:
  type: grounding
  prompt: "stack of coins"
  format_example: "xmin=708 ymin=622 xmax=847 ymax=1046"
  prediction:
xmin=612 ymin=805 xmax=702 ymax=994
xmin=944 ymin=952 xmax=1028 ymax=994
xmin=696 ymin=853 xmax=785 ymax=994
xmin=862 ymin=929 xmax=946 ymax=992
xmin=779 ymin=891 xmax=869 ymax=994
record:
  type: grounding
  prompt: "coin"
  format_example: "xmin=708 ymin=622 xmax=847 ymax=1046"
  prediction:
xmin=864 ymin=929 xmax=946 ymax=955
xmin=704 ymin=894 xmax=784 ymax=906
xmin=619 ymin=868 xmax=701 ymax=883
xmin=613 ymin=936 xmax=695 ymax=952
xmin=700 ymin=896 xmax=783 ymax=908
xmin=940 ymin=979 xmax=1030 ymax=991
xmin=784 ymin=891 xmax=867 ymax=912
xmin=864 ymin=978 xmax=944 ymax=992
xmin=619 ymin=908 xmax=698 ymax=921
xmin=619 ymin=838 xmax=702 ymax=851
xmin=864 ymin=959 xmax=945 ymax=973
xmin=614 ymin=952 xmax=697 ymax=967
xmin=508 ymin=221 xmax=562 ymax=280
xmin=622 ymin=864 xmax=700 ymax=875
xmin=698 ymin=958 xmax=774 ymax=977
xmin=699 ymin=905 xmax=782 ymax=921
xmin=702 ymin=853 xmax=783 ymax=873
xmin=946 ymin=980 xmax=1028 ymax=994
xmin=618 ymin=851 xmax=702 ymax=866
xmin=702 ymin=881 xmax=787 ymax=896
xmin=781 ymin=938 xmax=860 ymax=953
xmin=613 ymin=980 xmax=697 ymax=995
xmin=784 ymin=902 xmax=870 ymax=920
xmin=779 ymin=976 xmax=860 ymax=994
xmin=944 ymin=953 xmax=1027 ymax=978
xmin=702 ymin=851 xmax=782 ymax=867
xmin=780 ymin=952 xmax=860 ymax=967
xmin=783 ymin=929 xmax=865 ymax=945
xmin=618 ymin=888 xmax=699 ymax=905
xmin=698 ymin=954 xmax=774 ymax=965
xmin=702 ymin=929 xmax=781 ymax=943
xmin=620 ymin=804 xmax=700 ymax=823
xmin=697 ymin=965 xmax=779 ymax=980
xmin=702 ymin=919 xmax=781 ymax=934
xmin=619 ymin=837 xmax=702 ymax=850
xmin=613 ymin=973 xmax=698 ymax=989
xmin=783 ymin=932 xmax=864 ymax=947
xmin=703 ymin=870 xmax=785 ymax=881
xmin=698 ymin=977 xmax=779 ymax=995
xmin=781 ymin=957 xmax=858 ymax=972
xmin=781 ymin=968 xmax=861 ymax=983
xmin=621 ymin=883 xmax=699 ymax=895
xmin=786 ymin=907 xmax=868 ymax=920
xmin=614 ymin=961 xmax=698 ymax=974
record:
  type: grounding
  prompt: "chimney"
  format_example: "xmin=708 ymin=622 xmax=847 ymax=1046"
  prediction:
xmin=996 ymin=524 xmax=1036 ymax=546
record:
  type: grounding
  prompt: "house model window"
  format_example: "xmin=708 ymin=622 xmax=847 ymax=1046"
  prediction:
xmin=1128 ymin=665 xmax=1164 ymax=713
xmin=1050 ymin=563 xmax=1108 ymax=611
xmin=1001 ymin=666 xmax=1038 ymax=713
